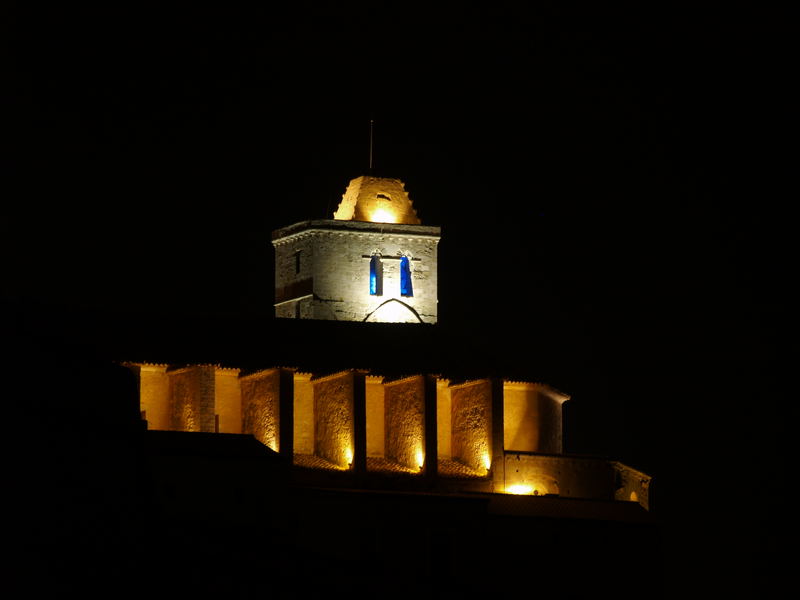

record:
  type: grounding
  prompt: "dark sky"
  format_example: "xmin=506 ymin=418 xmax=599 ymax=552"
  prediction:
xmin=4 ymin=3 xmax=793 ymax=595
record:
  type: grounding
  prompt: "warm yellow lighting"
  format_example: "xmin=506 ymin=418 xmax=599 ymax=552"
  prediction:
xmin=483 ymin=453 xmax=492 ymax=473
xmin=367 ymin=299 xmax=419 ymax=324
xmin=416 ymin=450 xmax=425 ymax=470
xmin=345 ymin=447 xmax=354 ymax=466
xmin=370 ymin=207 xmax=399 ymax=223
xmin=506 ymin=484 xmax=535 ymax=495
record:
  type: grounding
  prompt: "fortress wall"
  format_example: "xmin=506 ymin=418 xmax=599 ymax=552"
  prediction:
xmin=504 ymin=453 xmax=616 ymax=499
xmin=450 ymin=379 xmax=492 ymax=473
xmin=313 ymin=371 xmax=354 ymax=467
xmin=365 ymin=375 xmax=385 ymax=457
xmin=503 ymin=382 xmax=570 ymax=454
xmin=436 ymin=378 xmax=452 ymax=460
xmin=613 ymin=463 xmax=651 ymax=510
xmin=126 ymin=363 xmax=650 ymax=507
xmin=293 ymin=372 xmax=314 ymax=455
xmin=538 ymin=386 xmax=569 ymax=454
xmin=240 ymin=369 xmax=280 ymax=451
xmin=168 ymin=365 xmax=216 ymax=432
xmin=214 ymin=368 xmax=241 ymax=434
xmin=384 ymin=376 xmax=426 ymax=470
xmin=137 ymin=364 xmax=170 ymax=430
xmin=503 ymin=382 xmax=540 ymax=452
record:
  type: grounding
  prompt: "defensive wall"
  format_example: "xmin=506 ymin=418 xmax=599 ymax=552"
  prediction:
xmin=127 ymin=363 xmax=650 ymax=509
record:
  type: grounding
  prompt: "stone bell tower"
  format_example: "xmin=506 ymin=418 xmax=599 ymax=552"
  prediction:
xmin=272 ymin=175 xmax=440 ymax=323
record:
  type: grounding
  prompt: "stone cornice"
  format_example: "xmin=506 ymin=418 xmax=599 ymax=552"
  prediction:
xmin=272 ymin=219 xmax=441 ymax=244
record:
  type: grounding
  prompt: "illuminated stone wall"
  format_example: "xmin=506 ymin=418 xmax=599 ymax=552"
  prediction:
xmin=365 ymin=375 xmax=385 ymax=457
xmin=274 ymin=234 xmax=314 ymax=319
xmin=127 ymin=363 xmax=651 ymax=508
xmin=273 ymin=221 xmax=440 ymax=323
xmin=613 ymin=462 xmax=651 ymax=510
xmin=168 ymin=365 xmax=216 ymax=432
xmin=502 ymin=453 xmax=651 ymax=510
xmin=240 ymin=369 xmax=280 ymax=451
xmin=384 ymin=376 xmax=426 ymax=470
xmin=313 ymin=371 xmax=354 ymax=468
xmin=450 ymin=379 xmax=492 ymax=473
xmin=436 ymin=378 xmax=452 ymax=460
xmin=293 ymin=372 xmax=314 ymax=455
xmin=333 ymin=176 xmax=421 ymax=225
xmin=137 ymin=364 xmax=170 ymax=430
xmin=215 ymin=368 xmax=241 ymax=434
xmin=503 ymin=382 xmax=569 ymax=454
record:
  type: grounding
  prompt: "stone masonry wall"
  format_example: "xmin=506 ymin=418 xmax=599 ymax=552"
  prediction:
xmin=215 ymin=368 xmax=241 ymax=434
xmin=273 ymin=221 xmax=439 ymax=323
xmin=240 ymin=369 xmax=280 ymax=451
xmin=384 ymin=376 xmax=426 ymax=470
xmin=504 ymin=453 xmax=616 ymax=499
xmin=365 ymin=375 xmax=385 ymax=457
xmin=503 ymin=382 xmax=540 ymax=452
xmin=274 ymin=234 xmax=314 ymax=318
xmin=450 ymin=379 xmax=492 ymax=473
xmin=167 ymin=366 xmax=215 ymax=432
xmin=129 ymin=363 xmax=651 ymax=507
xmin=503 ymin=382 xmax=569 ymax=454
xmin=293 ymin=372 xmax=314 ymax=455
xmin=538 ymin=388 xmax=566 ymax=454
xmin=310 ymin=229 xmax=438 ymax=323
xmin=436 ymin=378 xmax=452 ymax=460
xmin=138 ymin=364 xmax=170 ymax=430
xmin=613 ymin=462 xmax=651 ymax=510
xmin=313 ymin=371 xmax=354 ymax=467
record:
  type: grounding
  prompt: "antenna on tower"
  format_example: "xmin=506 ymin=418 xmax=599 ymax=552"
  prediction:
xmin=369 ymin=119 xmax=374 ymax=173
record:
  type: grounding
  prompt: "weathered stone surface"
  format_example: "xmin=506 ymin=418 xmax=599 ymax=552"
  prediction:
xmin=127 ymin=363 xmax=651 ymax=507
xmin=167 ymin=365 xmax=215 ymax=432
xmin=333 ymin=176 xmax=421 ymax=225
xmin=450 ymin=379 xmax=492 ymax=473
xmin=240 ymin=368 xmax=279 ymax=451
xmin=313 ymin=371 xmax=354 ymax=468
xmin=136 ymin=364 xmax=169 ymax=430
xmin=274 ymin=221 xmax=440 ymax=323
xmin=384 ymin=375 xmax=425 ymax=470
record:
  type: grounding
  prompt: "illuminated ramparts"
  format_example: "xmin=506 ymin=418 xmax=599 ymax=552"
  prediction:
xmin=127 ymin=363 xmax=651 ymax=509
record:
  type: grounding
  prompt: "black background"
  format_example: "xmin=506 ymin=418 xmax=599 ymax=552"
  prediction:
xmin=4 ymin=2 xmax=792 ymax=597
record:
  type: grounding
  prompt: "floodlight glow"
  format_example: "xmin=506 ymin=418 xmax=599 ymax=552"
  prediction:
xmin=370 ymin=208 xmax=398 ymax=223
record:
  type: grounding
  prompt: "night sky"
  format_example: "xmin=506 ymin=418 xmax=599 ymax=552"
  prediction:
xmin=4 ymin=3 xmax=792 ymax=597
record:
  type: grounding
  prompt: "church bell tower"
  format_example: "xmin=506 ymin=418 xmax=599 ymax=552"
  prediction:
xmin=272 ymin=176 xmax=440 ymax=323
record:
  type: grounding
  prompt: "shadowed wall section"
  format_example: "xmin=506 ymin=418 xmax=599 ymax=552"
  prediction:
xmin=503 ymin=382 xmax=569 ymax=454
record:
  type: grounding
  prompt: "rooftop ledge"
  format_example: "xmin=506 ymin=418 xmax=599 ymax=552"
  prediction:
xmin=272 ymin=219 xmax=441 ymax=242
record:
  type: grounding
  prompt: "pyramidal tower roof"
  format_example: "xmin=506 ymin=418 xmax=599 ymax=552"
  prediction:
xmin=333 ymin=176 xmax=422 ymax=225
